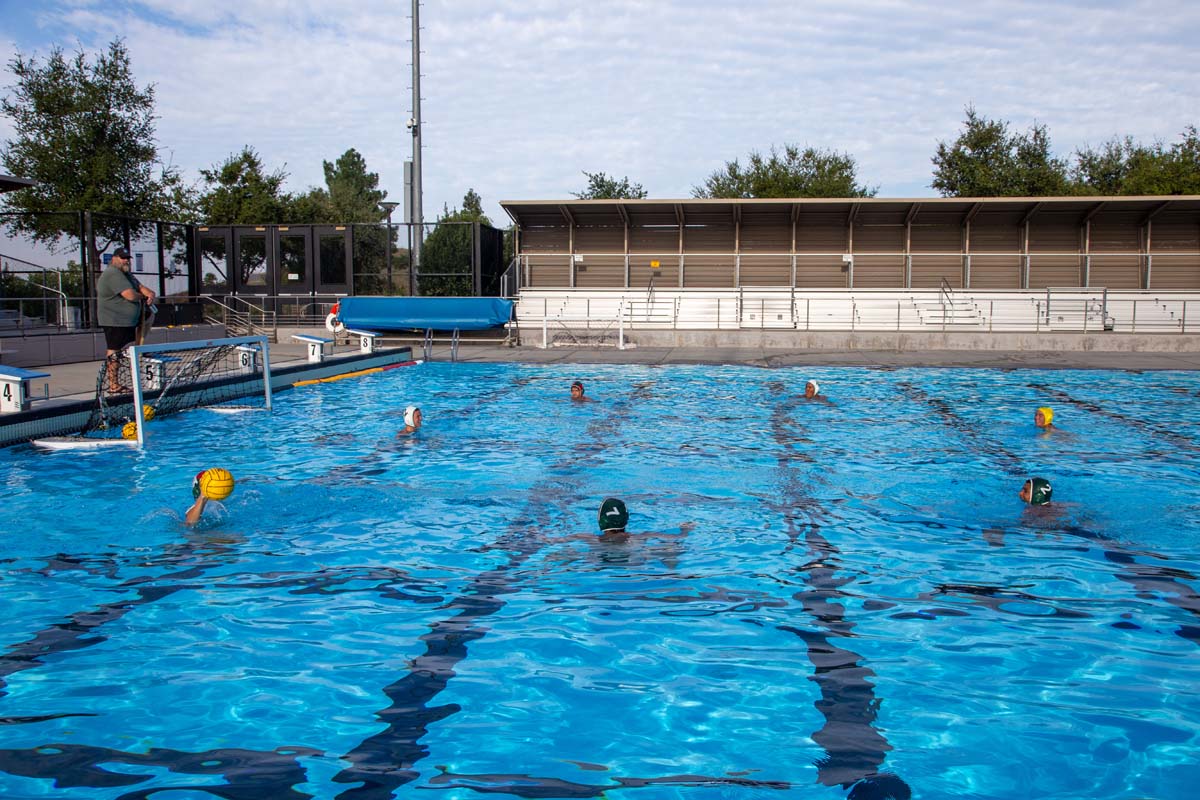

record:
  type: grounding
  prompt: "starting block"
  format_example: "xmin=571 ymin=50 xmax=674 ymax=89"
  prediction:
xmin=236 ymin=343 xmax=262 ymax=374
xmin=0 ymin=365 xmax=50 ymax=413
xmin=292 ymin=334 xmax=333 ymax=363
xmin=140 ymin=354 xmax=180 ymax=391
xmin=345 ymin=329 xmax=382 ymax=354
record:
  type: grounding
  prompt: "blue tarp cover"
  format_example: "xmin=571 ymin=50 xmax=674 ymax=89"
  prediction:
xmin=336 ymin=297 xmax=513 ymax=332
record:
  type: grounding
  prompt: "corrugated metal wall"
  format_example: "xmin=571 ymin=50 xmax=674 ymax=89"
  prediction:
xmin=512 ymin=200 xmax=1199 ymax=290
xmin=912 ymin=211 xmax=963 ymax=287
xmin=1029 ymin=210 xmax=1082 ymax=288
xmin=1150 ymin=212 xmax=1200 ymax=289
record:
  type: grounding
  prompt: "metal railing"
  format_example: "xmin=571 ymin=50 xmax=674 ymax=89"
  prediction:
xmin=199 ymin=295 xmax=278 ymax=341
xmin=516 ymin=288 xmax=1200 ymax=335
xmin=499 ymin=257 xmax=523 ymax=298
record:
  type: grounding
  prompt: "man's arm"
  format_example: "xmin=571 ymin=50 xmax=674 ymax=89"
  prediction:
xmin=128 ymin=273 xmax=156 ymax=301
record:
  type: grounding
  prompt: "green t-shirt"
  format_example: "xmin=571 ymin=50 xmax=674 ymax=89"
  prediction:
xmin=97 ymin=265 xmax=141 ymax=327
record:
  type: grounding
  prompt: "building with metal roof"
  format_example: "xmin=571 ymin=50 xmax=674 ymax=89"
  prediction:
xmin=502 ymin=196 xmax=1200 ymax=290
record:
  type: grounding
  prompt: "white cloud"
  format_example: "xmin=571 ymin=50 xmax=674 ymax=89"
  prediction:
xmin=2 ymin=0 xmax=1198 ymax=219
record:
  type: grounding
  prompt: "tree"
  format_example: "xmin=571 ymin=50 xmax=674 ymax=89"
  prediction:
xmin=1073 ymin=126 xmax=1200 ymax=195
xmin=0 ymin=39 xmax=189 ymax=247
xmin=323 ymin=148 xmax=387 ymax=223
xmin=572 ymin=171 xmax=647 ymax=199
xmin=196 ymin=147 xmax=291 ymax=283
xmin=419 ymin=189 xmax=490 ymax=296
xmin=1071 ymin=137 xmax=1134 ymax=196
xmin=197 ymin=146 xmax=290 ymax=225
xmin=693 ymin=144 xmax=876 ymax=198
xmin=931 ymin=106 xmax=1070 ymax=196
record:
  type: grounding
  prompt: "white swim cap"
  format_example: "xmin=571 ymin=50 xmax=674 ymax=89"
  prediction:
xmin=807 ymin=380 xmax=820 ymax=396
xmin=404 ymin=406 xmax=419 ymax=427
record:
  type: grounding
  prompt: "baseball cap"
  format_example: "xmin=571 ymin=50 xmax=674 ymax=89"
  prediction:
xmin=112 ymin=247 xmax=131 ymax=259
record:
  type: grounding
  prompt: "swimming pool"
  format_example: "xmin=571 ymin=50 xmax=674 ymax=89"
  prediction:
xmin=1 ymin=362 xmax=1198 ymax=799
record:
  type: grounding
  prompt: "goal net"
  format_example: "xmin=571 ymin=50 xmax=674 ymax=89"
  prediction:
xmin=38 ymin=336 xmax=273 ymax=450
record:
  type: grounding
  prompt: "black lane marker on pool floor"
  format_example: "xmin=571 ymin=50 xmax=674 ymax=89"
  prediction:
xmin=422 ymin=766 xmax=790 ymax=797
xmin=765 ymin=383 xmax=912 ymax=800
xmin=897 ymin=381 xmax=1025 ymax=477
xmin=0 ymin=564 xmax=443 ymax=702
xmin=331 ymin=382 xmax=656 ymax=800
xmin=903 ymin=382 xmax=1200 ymax=646
xmin=0 ymin=742 xmax=322 ymax=800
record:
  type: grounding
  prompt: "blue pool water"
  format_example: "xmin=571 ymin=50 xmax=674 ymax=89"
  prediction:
xmin=1 ymin=362 xmax=1199 ymax=800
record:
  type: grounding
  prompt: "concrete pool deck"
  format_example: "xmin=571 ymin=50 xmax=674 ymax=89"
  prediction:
xmin=12 ymin=333 xmax=1200 ymax=406
xmin=451 ymin=344 xmax=1200 ymax=370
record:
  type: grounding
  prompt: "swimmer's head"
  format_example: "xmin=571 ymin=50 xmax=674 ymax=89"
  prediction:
xmin=570 ymin=381 xmax=584 ymax=399
xmin=1020 ymin=477 xmax=1053 ymax=506
xmin=1035 ymin=407 xmax=1053 ymax=428
xmin=598 ymin=497 xmax=629 ymax=532
xmin=403 ymin=406 xmax=422 ymax=429
xmin=805 ymin=380 xmax=820 ymax=399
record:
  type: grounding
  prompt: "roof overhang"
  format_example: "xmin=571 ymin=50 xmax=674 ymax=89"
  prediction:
xmin=501 ymin=196 xmax=1200 ymax=226
xmin=0 ymin=175 xmax=36 ymax=194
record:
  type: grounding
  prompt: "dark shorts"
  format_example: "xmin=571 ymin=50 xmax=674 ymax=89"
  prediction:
xmin=103 ymin=325 xmax=137 ymax=351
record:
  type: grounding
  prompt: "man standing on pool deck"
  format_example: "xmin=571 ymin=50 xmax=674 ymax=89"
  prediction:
xmin=97 ymin=247 xmax=155 ymax=390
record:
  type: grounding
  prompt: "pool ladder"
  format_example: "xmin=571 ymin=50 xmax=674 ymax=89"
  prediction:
xmin=422 ymin=328 xmax=461 ymax=362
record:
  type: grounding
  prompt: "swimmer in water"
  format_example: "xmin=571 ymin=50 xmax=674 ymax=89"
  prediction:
xmin=804 ymin=380 xmax=832 ymax=404
xmin=1019 ymin=477 xmax=1053 ymax=506
xmin=398 ymin=405 xmax=423 ymax=436
xmin=570 ymin=380 xmax=594 ymax=402
xmin=1035 ymin=406 xmax=1059 ymax=434
xmin=597 ymin=497 xmax=630 ymax=540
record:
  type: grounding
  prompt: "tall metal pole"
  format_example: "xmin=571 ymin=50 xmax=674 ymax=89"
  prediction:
xmin=385 ymin=206 xmax=394 ymax=292
xmin=410 ymin=0 xmax=423 ymax=295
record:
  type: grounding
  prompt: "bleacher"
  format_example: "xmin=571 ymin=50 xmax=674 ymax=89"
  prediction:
xmin=514 ymin=287 xmax=1200 ymax=340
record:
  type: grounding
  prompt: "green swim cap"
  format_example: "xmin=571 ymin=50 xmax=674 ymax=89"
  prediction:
xmin=598 ymin=498 xmax=629 ymax=531
xmin=1028 ymin=477 xmax=1052 ymax=506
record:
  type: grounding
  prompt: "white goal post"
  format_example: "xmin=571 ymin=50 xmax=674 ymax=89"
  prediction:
xmin=127 ymin=335 xmax=274 ymax=447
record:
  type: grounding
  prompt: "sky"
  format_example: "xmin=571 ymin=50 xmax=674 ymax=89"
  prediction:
xmin=0 ymin=0 xmax=1198 ymax=226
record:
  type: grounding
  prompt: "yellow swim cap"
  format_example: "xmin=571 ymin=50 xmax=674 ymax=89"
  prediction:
xmin=1036 ymin=406 xmax=1053 ymax=426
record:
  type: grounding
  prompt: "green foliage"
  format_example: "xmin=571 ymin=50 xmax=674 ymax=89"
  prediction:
xmin=931 ymin=107 xmax=1070 ymax=196
xmin=1073 ymin=126 xmax=1200 ymax=195
xmin=933 ymin=108 xmax=1200 ymax=197
xmin=0 ymin=39 xmax=189 ymax=246
xmin=693 ymin=144 xmax=877 ymax=198
xmin=572 ymin=171 xmax=647 ymax=200
xmin=418 ymin=189 xmax=487 ymax=296
xmin=197 ymin=146 xmax=290 ymax=224
xmin=324 ymin=148 xmax=387 ymax=223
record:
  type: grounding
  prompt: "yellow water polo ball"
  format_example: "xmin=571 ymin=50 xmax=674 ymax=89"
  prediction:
xmin=199 ymin=468 xmax=236 ymax=501
xmin=143 ymin=404 xmax=156 ymax=421
xmin=122 ymin=421 xmax=138 ymax=440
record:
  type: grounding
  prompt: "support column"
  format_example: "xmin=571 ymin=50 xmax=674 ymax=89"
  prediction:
xmin=1083 ymin=219 xmax=1091 ymax=287
xmin=790 ymin=204 xmax=798 ymax=288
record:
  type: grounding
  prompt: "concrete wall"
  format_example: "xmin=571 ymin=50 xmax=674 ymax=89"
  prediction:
xmin=578 ymin=328 xmax=1200 ymax=353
